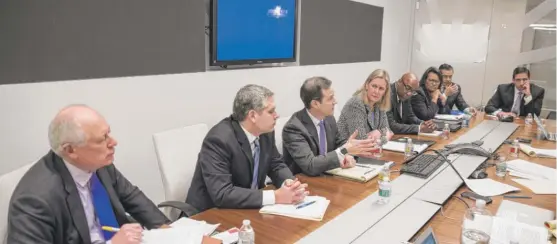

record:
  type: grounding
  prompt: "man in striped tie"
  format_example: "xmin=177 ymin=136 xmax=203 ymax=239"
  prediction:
xmin=282 ymin=77 xmax=377 ymax=176
xmin=8 ymin=105 xmax=170 ymax=244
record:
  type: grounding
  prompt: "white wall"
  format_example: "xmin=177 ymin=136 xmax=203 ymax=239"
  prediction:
xmin=0 ymin=0 xmax=414 ymax=203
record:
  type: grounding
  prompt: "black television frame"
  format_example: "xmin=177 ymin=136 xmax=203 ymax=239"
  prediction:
xmin=209 ymin=0 xmax=298 ymax=67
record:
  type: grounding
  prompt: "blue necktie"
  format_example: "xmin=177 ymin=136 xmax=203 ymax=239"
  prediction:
xmin=90 ymin=173 xmax=119 ymax=241
xmin=318 ymin=121 xmax=327 ymax=155
xmin=251 ymin=139 xmax=260 ymax=189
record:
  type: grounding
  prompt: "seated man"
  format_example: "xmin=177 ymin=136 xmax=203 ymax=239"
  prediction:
xmin=387 ymin=72 xmax=436 ymax=134
xmin=8 ymin=105 xmax=170 ymax=244
xmin=282 ymin=77 xmax=376 ymax=176
xmin=186 ymin=84 xmax=308 ymax=214
xmin=437 ymin=63 xmax=477 ymax=115
xmin=485 ymin=66 xmax=545 ymax=118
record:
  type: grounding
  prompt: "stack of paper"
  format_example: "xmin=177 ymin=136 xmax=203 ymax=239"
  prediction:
xmin=434 ymin=114 xmax=464 ymax=121
xmin=490 ymin=216 xmax=549 ymax=244
xmin=326 ymin=164 xmax=381 ymax=182
xmin=382 ymin=141 xmax=428 ymax=154
xmin=519 ymin=144 xmax=556 ymax=158
xmin=259 ymin=196 xmax=330 ymax=221
xmin=170 ymin=217 xmax=220 ymax=236
xmin=418 ymin=130 xmax=443 ymax=137
xmin=507 ymin=159 xmax=556 ymax=195
xmin=142 ymin=225 xmax=205 ymax=244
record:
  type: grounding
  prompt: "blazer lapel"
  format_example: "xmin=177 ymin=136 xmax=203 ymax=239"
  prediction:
xmin=97 ymin=169 xmax=127 ymax=225
xmin=231 ymin=118 xmax=254 ymax=177
xmin=324 ymin=117 xmax=336 ymax=152
xmin=52 ymin=154 xmax=91 ymax=244
xmin=298 ymin=110 xmax=320 ymax=150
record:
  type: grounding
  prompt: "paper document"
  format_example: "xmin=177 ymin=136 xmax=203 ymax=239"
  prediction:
xmin=434 ymin=114 xmax=464 ymax=121
xmin=170 ymin=217 xmax=220 ymax=236
xmin=383 ymin=141 xmax=428 ymax=154
xmin=326 ymin=164 xmax=381 ymax=182
xmin=464 ymin=179 xmax=520 ymax=197
xmin=418 ymin=131 xmax=442 ymax=137
xmin=142 ymin=225 xmax=204 ymax=244
xmin=490 ymin=216 xmax=549 ymax=244
xmin=259 ymin=196 xmax=330 ymax=221
xmin=507 ymin=159 xmax=556 ymax=181
xmin=512 ymin=179 xmax=556 ymax=195
xmin=519 ymin=144 xmax=556 ymax=158
xmin=212 ymin=227 xmax=239 ymax=244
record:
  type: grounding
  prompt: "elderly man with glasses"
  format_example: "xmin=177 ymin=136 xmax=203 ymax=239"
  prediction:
xmin=387 ymin=72 xmax=436 ymax=134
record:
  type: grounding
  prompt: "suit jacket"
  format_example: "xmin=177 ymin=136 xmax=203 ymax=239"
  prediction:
xmin=7 ymin=151 xmax=169 ymax=244
xmin=387 ymin=83 xmax=422 ymax=134
xmin=282 ymin=109 xmax=346 ymax=176
xmin=337 ymin=95 xmax=390 ymax=141
xmin=411 ymin=87 xmax=441 ymax=121
xmin=438 ymin=84 xmax=469 ymax=114
xmin=185 ymin=116 xmax=294 ymax=213
xmin=485 ymin=83 xmax=545 ymax=116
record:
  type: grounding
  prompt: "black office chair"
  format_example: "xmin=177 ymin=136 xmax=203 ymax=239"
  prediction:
xmin=547 ymin=111 xmax=556 ymax=120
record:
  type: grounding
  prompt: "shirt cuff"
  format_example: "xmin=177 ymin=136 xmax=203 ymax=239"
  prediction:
xmin=417 ymin=122 xmax=422 ymax=134
xmin=493 ymin=109 xmax=502 ymax=116
xmin=335 ymin=148 xmax=345 ymax=167
xmin=107 ymin=241 xmax=112 ymax=244
xmin=262 ymin=190 xmax=275 ymax=206
xmin=524 ymin=95 xmax=532 ymax=105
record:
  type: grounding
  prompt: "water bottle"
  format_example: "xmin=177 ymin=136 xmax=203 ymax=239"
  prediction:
xmin=536 ymin=128 xmax=544 ymax=140
xmin=461 ymin=199 xmax=492 ymax=244
xmin=525 ymin=113 xmax=533 ymax=126
xmin=404 ymin=138 xmax=414 ymax=158
xmin=462 ymin=116 xmax=469 ymax=128
xmin=495 ymin=155 xmax=507 ymax=177
xmin=510 ymin=139 xmax=519 ymax=158
xmin=377 ymin=164 xmax=390 ymax=183
xmin=377 ymin=176 xmax=391 ymax=204
xmin=239 ymin=219 xmax=255 ymax=244
xmin=442 ymin=123 xmax=450 ymax=139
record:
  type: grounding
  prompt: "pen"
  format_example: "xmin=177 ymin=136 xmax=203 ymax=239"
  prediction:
xmin=102 ymin=226 xmax=120 ymax=232
xmin=364 ymin=168 xmax=376 ymax=175
xmin=356 ymin=164 xmax=372 ymax=168
xmin=296 ymin=200 xmax=316 ymax=209
xmin=503 ymin=195 xmax=532 ymax=199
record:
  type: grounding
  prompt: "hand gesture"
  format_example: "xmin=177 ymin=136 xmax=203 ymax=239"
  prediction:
xmin=342 ymin=130 xmax=376 ymax=158
xmin=445 ymin=84 xmax=458 ymax=97
xmin=110 ymin=224 xmax=143 ymax=244
xmin=522 ymin=82 xmax=531 ymax=96
xmin=276 ymin=178 xmax=308 ymax=204
xmin=340 ymin=155 xmax=356 ymax=169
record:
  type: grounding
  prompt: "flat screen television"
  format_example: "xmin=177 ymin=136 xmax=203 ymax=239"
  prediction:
xmin=210 ymin=0 xmax=298 ymax=66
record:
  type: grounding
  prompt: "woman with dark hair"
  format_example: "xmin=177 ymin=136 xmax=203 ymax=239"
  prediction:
xmin=411 ymin=67 xmax=446 ymax=120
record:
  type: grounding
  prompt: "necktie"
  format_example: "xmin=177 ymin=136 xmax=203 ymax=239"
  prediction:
xmin=318 ymin=121 xmax=327 ymax=156
xmin=398 ymin=100 xmax=403 ymax=119
xmin=250 ymin=139 xmax=260 ymax=189
xmin=511 ymin=91 xmax=523 ymax=115
xmin=90 ymin=173 xmax=119 ymax=241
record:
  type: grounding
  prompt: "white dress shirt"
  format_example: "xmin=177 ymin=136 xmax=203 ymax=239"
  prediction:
xmin=64 ymin=160 xmax=110 ymax=244
xmin=305 ymin=110 xmax=345 ymax=165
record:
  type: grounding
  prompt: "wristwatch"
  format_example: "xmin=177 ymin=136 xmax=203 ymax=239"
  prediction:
xmin=340 ymin=147 xmax=348 ymax=155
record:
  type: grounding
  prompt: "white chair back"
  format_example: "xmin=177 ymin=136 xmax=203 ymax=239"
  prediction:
xmin=0 ymin=163 xmax=34 ymax=244
xmin=152 ymin=124 xmax=208 ymax=220
xmin=274 ymin=116 xmax=291 ymax=154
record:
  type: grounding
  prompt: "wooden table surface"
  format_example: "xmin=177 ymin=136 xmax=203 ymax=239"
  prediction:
xmin=192 ymin=114 xmax=557 ymax=243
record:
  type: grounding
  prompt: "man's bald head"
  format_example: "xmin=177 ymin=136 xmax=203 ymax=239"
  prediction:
xmin=395 ymin=72 xmax=420 ymax=101
xmin=48 ymin=105 xmax=102 ymax=154
xmin=401 ymin=73 xmax=419 ymax=89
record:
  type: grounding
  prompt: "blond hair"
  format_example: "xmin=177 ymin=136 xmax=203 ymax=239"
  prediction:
xmin=354 ymin=69 xmax=391 ymax=111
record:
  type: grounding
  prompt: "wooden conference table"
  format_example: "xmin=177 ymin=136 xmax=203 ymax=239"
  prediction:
xmin=192 ymin=114 xmax=557 ymax=243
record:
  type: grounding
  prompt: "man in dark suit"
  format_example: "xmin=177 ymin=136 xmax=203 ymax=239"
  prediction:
xmin=438 ymin=63 xmax=477 ymax=115
xmin=8 ymin=105 xmax=169 ymax=244
xmin=485 ymin=66 xmax=545 ymax=118
xmin=282 ymin=77 xmax=376 ymax=176
xmin=387 ymin=72 xmax=436 ymax=134
xmin=186 ymin=85 xmax=308 ymax=214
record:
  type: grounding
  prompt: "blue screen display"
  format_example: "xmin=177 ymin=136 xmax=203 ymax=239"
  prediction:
xmin=215 ymin=0 xmax=297 ymax=62
xmin=422 ymin=234 xmax=437 ymax=244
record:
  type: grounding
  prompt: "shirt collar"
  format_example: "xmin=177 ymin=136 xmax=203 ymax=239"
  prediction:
xmin=240 ymin=124 xmax=258 ymax=145
xmin=305 ymin=109 xmax=322 ymax=127
xmin=63 ymin=159 xmax=93 ymax=188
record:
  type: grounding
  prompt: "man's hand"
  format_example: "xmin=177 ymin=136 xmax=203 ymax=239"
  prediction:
xmin=341 ymin=130 xmax=376 ymax=157
xmin=522 ymin=82 xmax=531 ymax=96
xmin=110 ymin=224 xmax=143 ymax=244
xmin=366 ymin=130 xmax=382 ymax=141
xmin=419 ymin=121 xmax=435 ymax=133
xmin=445 ymin=84 xmax=458 ymax=97
xmin=497 ymin=112 xmax=517 ymax=119
xmin=385 ymin=130 xmax=394 ymax=141
xmin=275 ymin=179 xmax=308 ymax=204
xmin=467 ymin=107 xmax=477 ymax=116
xmin=340 ymin=155 xmax=356 ymax=169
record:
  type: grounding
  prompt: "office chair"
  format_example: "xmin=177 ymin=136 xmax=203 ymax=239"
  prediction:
xmin=0 ymin=163 xmax=34 ymax=244
xmin=547 ymin=111 xmax=556 ymax=120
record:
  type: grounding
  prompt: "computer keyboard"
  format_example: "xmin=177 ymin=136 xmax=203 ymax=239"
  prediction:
xmin=401 ymin=154 xmax=445 ymax=179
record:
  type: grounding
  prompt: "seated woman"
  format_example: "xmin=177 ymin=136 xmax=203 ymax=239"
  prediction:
xmin=337 ymin=69 xmax=393 ymax=144
xmin=411 ymin=67 xmax=446 ymax=121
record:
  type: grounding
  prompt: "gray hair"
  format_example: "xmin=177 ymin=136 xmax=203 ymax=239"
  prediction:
xmin=48 ymin=104 xmax=89 ymax=155
xmin=232 ymin=84 xmax=274 ymax=121
xmin=300 ymin=76 xmax=332 ymax=109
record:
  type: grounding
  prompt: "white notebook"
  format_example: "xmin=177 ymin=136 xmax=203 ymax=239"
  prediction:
xmin=259 ymin=196 xmax=330 ymax=221
xmin=382 ymin=141 xmax=428 ymax=154
xmin=326 ymin=164 xmax=381 ymax=182
xmin=418 ymin=131 xmax=442 ymax=137
xmin=142 ymin=225 xmax=204 ymax=244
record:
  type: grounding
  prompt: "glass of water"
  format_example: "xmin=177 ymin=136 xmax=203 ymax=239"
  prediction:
xmin=373 ymin=139 xmax=383 ymax=158
xmin=495 ymin=155 xmax=507 ymax=177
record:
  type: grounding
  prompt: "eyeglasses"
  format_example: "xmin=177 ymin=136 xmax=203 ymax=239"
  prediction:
xmin=402 ymin=82 xmax=417 ymax=96
xmin=427 ymin=79 xmax=440 ymax=85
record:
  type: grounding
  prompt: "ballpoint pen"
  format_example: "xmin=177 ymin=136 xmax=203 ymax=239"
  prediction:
xmin=296 ymin=200 xmax=316 ymax=209
xmin=503 ymin=195 xmax=532 ymax=199
xmin=102 ymin=226 xmax=120 ymax=232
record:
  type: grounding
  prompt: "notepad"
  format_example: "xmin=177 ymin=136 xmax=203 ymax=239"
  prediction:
xmin=490 ymin=216 xmax=549 ymax=244
xmin=382 ymin=141 xmax=428 ymax=154
xmin=142 ymin=225 xmax=205 ymax=244
xmin=519 ymin=143 xmax=556 ymax=158
xmin=259 ymin=196 xmax=330 ymax=221
xmin=326 ymin=164 xmax=381 ymax=182
xmin=170 ymin=217 xmax=220 ymax=236
xmin=418 ymin=130 xmax=442 ymax=137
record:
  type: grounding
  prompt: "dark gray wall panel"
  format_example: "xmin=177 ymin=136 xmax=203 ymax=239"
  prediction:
xmin=300 ymin=0 xmax=383 ymax=65
xmin=0 ymin=1 xmax=205 ymax=85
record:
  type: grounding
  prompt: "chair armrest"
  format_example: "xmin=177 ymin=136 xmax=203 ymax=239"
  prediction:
xmin=157 ymin=201 xmax=199 ymax=217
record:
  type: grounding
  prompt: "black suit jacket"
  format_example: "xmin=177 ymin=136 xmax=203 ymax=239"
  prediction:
xmin=438 ymin=84 xmax=469 ymax=114
xmin=387 ymin=83 xmax=422 ymax=134
xmin=282 ymin=109 xmax=346 ymax=176
xmin=185 ymin=116 xmax=294 ymax=213
xmin=485 ymin=83 xmax=545 ymax=116
xmin=411 ymin=87 xmax=441 ymax=121
xmin=7 ymin=151 xmax=169 ymax=244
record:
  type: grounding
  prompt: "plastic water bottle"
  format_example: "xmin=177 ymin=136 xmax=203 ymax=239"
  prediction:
xmin=461 ymin=199 xmax=492 ymax=244
xmin=377 ymin=165 xmax=390 ymax=183
xmin=404 ymin=138 xmax=414 ymax=158
xmin=377 ymin=176 xmax=391 ymax=204
xmin=525 ymin=113 xmax=533 ymax=126
xmin=442 ymin=123 xmax=450 ymax=139
xmin=510 ymin=139 xmax=519 ymax=158
xmin=239 ymin=219 xmax=255 ymax=244
xmin=495 ymin=155 xmax=507 ymax=177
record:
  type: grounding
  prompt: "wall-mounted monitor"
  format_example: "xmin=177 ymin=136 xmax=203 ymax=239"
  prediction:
xmin=210 ymin=0 xmax=298 ymax=66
